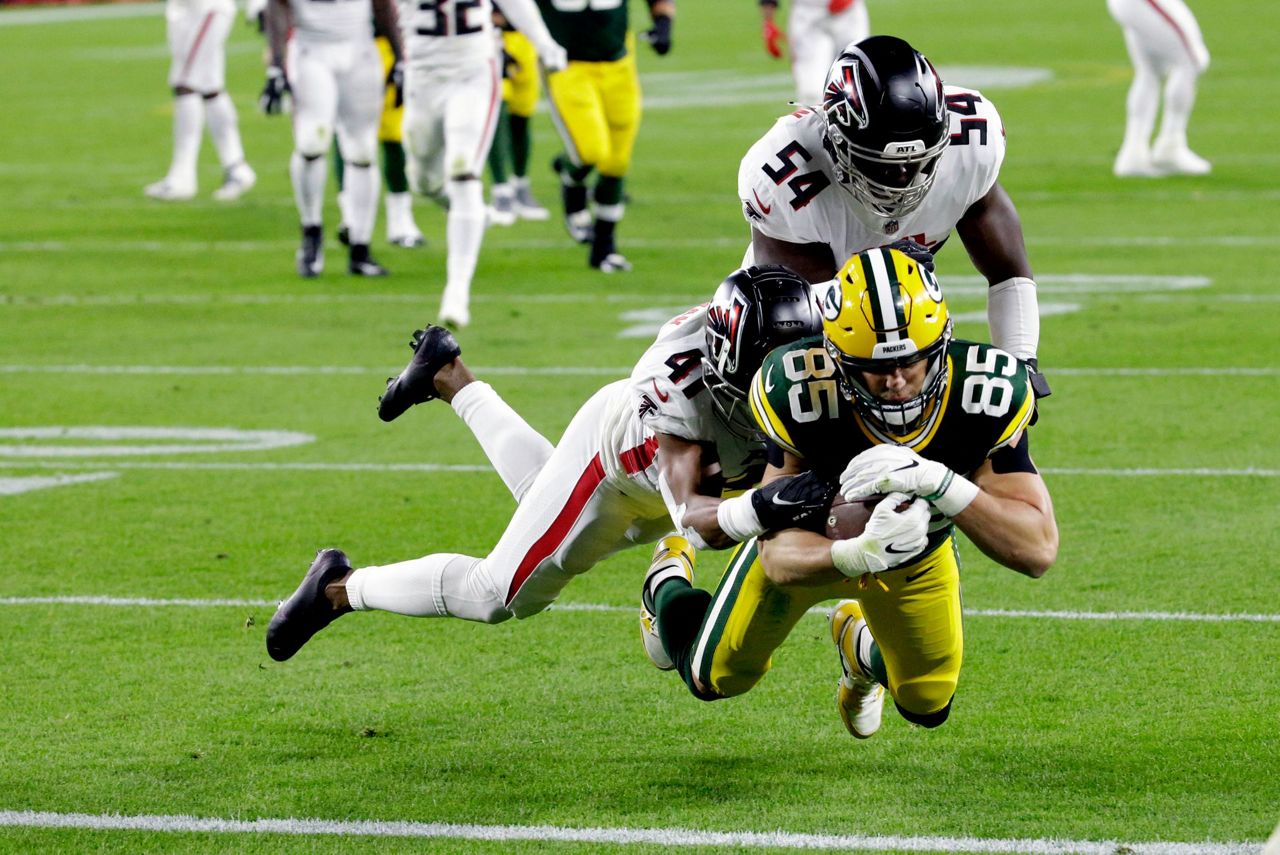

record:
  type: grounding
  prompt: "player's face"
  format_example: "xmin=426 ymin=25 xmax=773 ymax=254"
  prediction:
xmin=859 ymin=357 xmax=928 ymax=402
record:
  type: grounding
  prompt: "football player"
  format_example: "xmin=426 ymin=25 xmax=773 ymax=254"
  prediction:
xmin=739 ymin=36 xmax=1050 ymax=402
xmin=261 ymin=0 xmax=402 ymax=277
xmin=757 ymin=0 xmax=868 ymax=106
xmin=642 ymin=247 xmax=1058 ymax=737
xmin=1107 ymin=0 xmax=1211 ymax=176
xmin=398 ymin=0 xmax=566 ymax=329
xmin=486 ymin=12 xmax=552 ymax=225
xmin=145 ymin=0 xmax=256 ymax=201
xmin=541 ymin=0 xmax=676 ymax=272
xmin=265 ymin=266 xmax=840 ymax=662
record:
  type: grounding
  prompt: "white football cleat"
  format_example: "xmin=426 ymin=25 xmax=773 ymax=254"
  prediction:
xmin=439 ymin=287 xmax=470 ymax=329
xmin=487 ymin=186 xmax=518 ymax=227
xmin=1151 ymin=143 xmax=1211 ymax=176
xmin=640 ymin=535 xmax=696 ymax=670
xmin=1113 ymin=145 xmax=1162 ymax=178
xmin=593 ymin=252 xmax=632 ymax=274
xmin=212 ymin=162 xmax=256 ymax=201
xmin=513 ymin=180 xmax=550 ymax=221
xmin=565 ymin=208 xmax=593 ymax=244
xmin=385 ymin=192 xmax=426 ymax=247
xmin=144 ymin=177 xmax=196 ymax=201
xmin=830 ymin=599 xmax=885 ymax=739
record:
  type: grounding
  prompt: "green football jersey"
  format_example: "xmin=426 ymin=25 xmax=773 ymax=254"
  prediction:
xmin=534 ymin=0 xmax=631 ymax=62
xmin=750 ymin=335 xmax=1035 ymax=537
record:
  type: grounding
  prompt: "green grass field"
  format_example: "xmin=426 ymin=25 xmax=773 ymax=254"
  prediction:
xmin=1 ymin=0 xmax=1278 ymax=851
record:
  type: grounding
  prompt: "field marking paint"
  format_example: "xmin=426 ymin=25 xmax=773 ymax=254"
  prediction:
xmin=0 ymin=427 xmax=314 ymax=458
xmin=0 ymin=809 xmax=1257 ymax=853
xmin=2 ymin=597 xmax=1276 ymax=625
xmin=0 ymin=472 xmax=118 ymax=497
xmin=2 ymin=364 xmax=1277 ymax=378
xmin=0 ymin=4 xmax=163 ymax=25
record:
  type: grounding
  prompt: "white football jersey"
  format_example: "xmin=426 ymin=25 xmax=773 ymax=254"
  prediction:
xmin=289 ymin=0 xmax=375 ymax=42
xmin=597 ymin=305 xmax=767 ymax=501
xmin=737 ymin=85 xmax=1006 ymax=258
xmin=166 ymin=0 xmax=234 ymax=19
xmin=399 ymin=0 xmax=495 ymax=68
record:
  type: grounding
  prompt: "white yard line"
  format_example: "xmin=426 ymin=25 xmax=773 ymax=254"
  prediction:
xmin=1 ymin=597 xmax=1275 ymax=624
xmin=0 ymin=4 xmax=163 ymax=25
xmin=0 ymin=809 xmax=1257 ymax=853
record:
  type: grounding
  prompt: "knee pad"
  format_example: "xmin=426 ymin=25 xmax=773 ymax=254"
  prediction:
xmin=893 ymin=676 xmax=956 ymax=728
xmin=895 ymin=697 xmax=953 ymax=729
xmin=295 ymin=127 xmax=333 ymax=159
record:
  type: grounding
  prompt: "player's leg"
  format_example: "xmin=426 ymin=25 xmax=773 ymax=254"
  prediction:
xmin=147 ymin=10 xmax=209 ymax=199
xmin=831 ymin=0 xmax=870 ymax=50
xmin=590 ymin=49 xmax=641 ymax=272
xmin=288 ymin=40 xmax=339 ymax=277
xmin=439 ymin=56 xmax=504 ymax=329
xmin=375 ymin=36 xmax=425 ymax=247
xmin=403 ymin=66 xmax=449 ymax=206
xmin=332 ymin=137 xmax=351 ymax=245
xmin=1108 ymin=0 xmax=1164 ymax=177
xmin=846 ymin=539 xmax=964 ymax=730
xmin=486 ymin=104 xmax=518 ymax=226
xmin=1149 ymin=0 xmax=1211 ymax=174
xmin=504 ymin=31 xmax=548 ymax=220
xmin=190 ymin=9 xmax=254 ymax=201
xmin=378 ymin=324 xmax=555 ymax=502
xmin=786 ymin=4 xmax=830 ymax=106
xmin=545 ymin=62 xmax=608 ymax=244
xmin=335 ymin=39 xmax=390 ymax=276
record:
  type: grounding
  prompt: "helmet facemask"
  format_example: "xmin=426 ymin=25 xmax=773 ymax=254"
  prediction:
xmin=828 ymin=326 xmax=951 ymax=435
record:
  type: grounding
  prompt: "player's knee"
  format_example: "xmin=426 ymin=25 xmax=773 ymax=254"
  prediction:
xmin=345 ymin=160 xmax=373 ymax=170
xmin=341 ymin=141 xmax=376 ymax=165
xmin=201 ymin=91 xmax=222 ymax=100
xmin=892 ymin=678 xmax=957 ymax=728
xmin=296 ymin=133 xmax=331 ymax=160
xmin=173 ymin=86 xmax=195 ymax=97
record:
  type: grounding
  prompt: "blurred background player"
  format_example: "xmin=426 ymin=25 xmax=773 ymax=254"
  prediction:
xmin=486 ymin=10 xmax=552 ymax=225
xmin=261 ymin=0 xmax=402 ymax=277
xmin=334 ymin=26 xmax=427 ymax=249
xmin=758 ymin=0 xmax=868 ymax=105
xmin=1107 ymin=0 xmax=1211 ymax=176
xmin=146 ymin=0 xmax=256 ymax=201
xmin=399 ymin=0 xmax=566 ymax=328
xmin=738 ymin=36 xmax=1051 ymax=401
xmin=542 ymin=0 xmax=676 ymax=273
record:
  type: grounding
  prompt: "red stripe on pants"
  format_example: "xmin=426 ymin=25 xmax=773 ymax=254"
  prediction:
xmin=1141 ymin=0 xmax=1197 ymax=63
xmin=178 ymin=11 xmax=216 ymax=87
xmin=505 ymin=453 xmax=606 ymax=605
xmin=473 ymin=57 xmax=502 ymax=170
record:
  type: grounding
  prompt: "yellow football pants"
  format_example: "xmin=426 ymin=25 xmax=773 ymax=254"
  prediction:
xmin=544 ymin=39 xmax=640 ymax=178
xmin=376 ymin=36 xmax=403 ymax=144
xmin=502 ymin=31 xmax=540 ymax=118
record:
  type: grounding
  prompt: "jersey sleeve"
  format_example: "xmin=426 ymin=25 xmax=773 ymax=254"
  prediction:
xmin=943 ymin=86 xmax=1007 ymax=204
xmin=748 ymin=347 xmax=804 ymax=458
xmin=991 ymin=359 xmax=1035 ymax=451
xmin=737 ymin=114 xmax=828 ymax=246
xmin=629 ymin=308 xmax=715 ymax=442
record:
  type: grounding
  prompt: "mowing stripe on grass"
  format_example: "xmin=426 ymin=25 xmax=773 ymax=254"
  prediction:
xmin=0 ymin=809 xmax=1256 ymax=853
xmin=2 ymin=597 xmax=1276 ymax=624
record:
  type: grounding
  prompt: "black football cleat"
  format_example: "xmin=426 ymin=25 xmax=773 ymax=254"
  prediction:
xmin=296 ymin=225 xmax=324 ymax=278
xmin=336 ymin=224 xmax=351 ymax=247
xmin=266 ymin=548 xmax=353 ymax=662
xmin=377 ymin=325 xmax=462 ymax=422
xmin=348 ymin=244 xmax=389 ymax=277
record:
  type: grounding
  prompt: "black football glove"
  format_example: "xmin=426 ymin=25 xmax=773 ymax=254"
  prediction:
xmin=500 ymin=48 xmax=520 ymax=79
xmin=644 ymin=14 xmax=673 ymax=56
xmin=386 ymin=59 xmax=405 ymax=109
xmin=259 ymin=65 xmax=290 ymax=115
xmin=886 ymin=238 xmax=934 ymax=273
xmin=751 ymin=471 xmax=838 ymax=533
xmin=1023 ymin=357 xmax=1050 ymax=425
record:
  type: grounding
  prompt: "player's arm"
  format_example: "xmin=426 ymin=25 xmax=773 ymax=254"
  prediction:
xmin=371 ymin=0 xmax=403 ymax=61
xmin=655 ymin=433 xmax=833 ymax=551
xmin=749 ymin=227 xmax=837 ymax=284
xmin=956 ymin=181 xmax=1049 ymax=396
xmin=951 ymin=435 xmax=1057 ymax=577
xmin=759 ymin=0 xmax=784 ymax=58
xmin=260 ymin=0 xmax=292 ymax=114
xmin=644 ymin=0 xmax=675 ymax=55
xmin=493 ymin=0 xmax=566 ymax=70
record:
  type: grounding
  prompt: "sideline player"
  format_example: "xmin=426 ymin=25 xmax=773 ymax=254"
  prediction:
xmin=265 ymin=267 xmax=838 ymax=661
xmin=643 ymin=247 xmax=1058 ymax=735
xmin=399 ymin=0 xmax=566 ymax=329
xmin=261 ymin=0 xmax=402 ymax=277
xmin=739 ymin=36 xmax=1051 ymax=400
xmin=1107 ymin=0 xmax=1211 ymax=176
xmin=542 ymin=0 xmax=676 ymax=272
xmin=146 ymin=0 xmax=256 ymax=201
xmin=486 ymin=17 xmax=552 ymax=225
xmin=758 ymin=0 xmax=868 ymax=105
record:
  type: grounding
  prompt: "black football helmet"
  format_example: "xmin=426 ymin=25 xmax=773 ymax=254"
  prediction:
xmin=704 ymin=265 xmax=822 ymax=438
xmin=821 ymin=35 xmax=949 ymax=225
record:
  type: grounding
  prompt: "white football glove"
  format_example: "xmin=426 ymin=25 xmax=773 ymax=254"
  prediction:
xmin=536 ymin=39 xmax=568 ymax=73
xmin=840 ymin=444 xmax=979 ymax=518
xmin=829 ymin=492 xmax=931 ymax=577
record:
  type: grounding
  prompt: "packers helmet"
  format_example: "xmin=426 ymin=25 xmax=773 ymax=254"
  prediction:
xmin=704 ymin=265 xmax=822 ymax=438
xmin=819 ymin=246 xmax=952 ymax=434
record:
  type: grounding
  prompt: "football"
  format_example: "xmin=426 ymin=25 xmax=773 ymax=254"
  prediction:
xmin=824 ymin=494 xmax=887 ymax=540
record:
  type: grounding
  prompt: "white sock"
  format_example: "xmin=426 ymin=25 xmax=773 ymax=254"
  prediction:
xmin=446 ymin=178 xmax=486 ymax=294
xmin=344 ymin=162 xmax=379 ymax=245
xmin=290 ymin=151 xmax=327 ymax=226
xmin=203 ymin=92 xmax=245 ymax=170
xmin=345 ymin=554 xmax=509 ymax=623
xmin=385 ymin=191 xmax=413 ymax=236
xmin=451 ymin=381 xmax=554 ymax=503
xmin=168 ymin=93 xmax=204 ymax=186
xmin=1154 ymin=65 xmax=1198 ymax=153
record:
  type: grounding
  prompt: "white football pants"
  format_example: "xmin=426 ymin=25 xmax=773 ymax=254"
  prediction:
xmin=286 ymin=37 xmax=383 ymax=163
xmin=788 ymin=0 xmax=869 ymax=106
xmin=403 ymin=56 xmax=504 ymax=196
xmin=167 ymin=6 xmax=232 ymax=93
xmin=346 ymin=381 xmax=673 ymax=623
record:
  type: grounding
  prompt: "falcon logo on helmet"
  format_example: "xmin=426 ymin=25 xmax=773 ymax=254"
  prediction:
xmin=704 ymin=265 xmax=822 ymax=439
xmin=820 ymin=36 xmax=949 ymax=227
xmin=822 ymin=247 xmax=953 ymax=436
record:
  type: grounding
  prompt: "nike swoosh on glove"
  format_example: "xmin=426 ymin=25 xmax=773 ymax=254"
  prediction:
xmin=751 ymin=471 xmax=837 ymax=533
xmin=830 ymin=493 xmax=931 ymax=576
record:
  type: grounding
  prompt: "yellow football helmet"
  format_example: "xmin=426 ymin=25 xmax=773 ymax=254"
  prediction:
xmin=819 ymin=246 xmax=952 ymax=434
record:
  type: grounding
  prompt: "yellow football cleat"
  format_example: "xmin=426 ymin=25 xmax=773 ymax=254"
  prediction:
xmin=830 ymin=599 xmax=884 ymax=738
xmin=639 ymin=535 xmax=696 ymax=670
